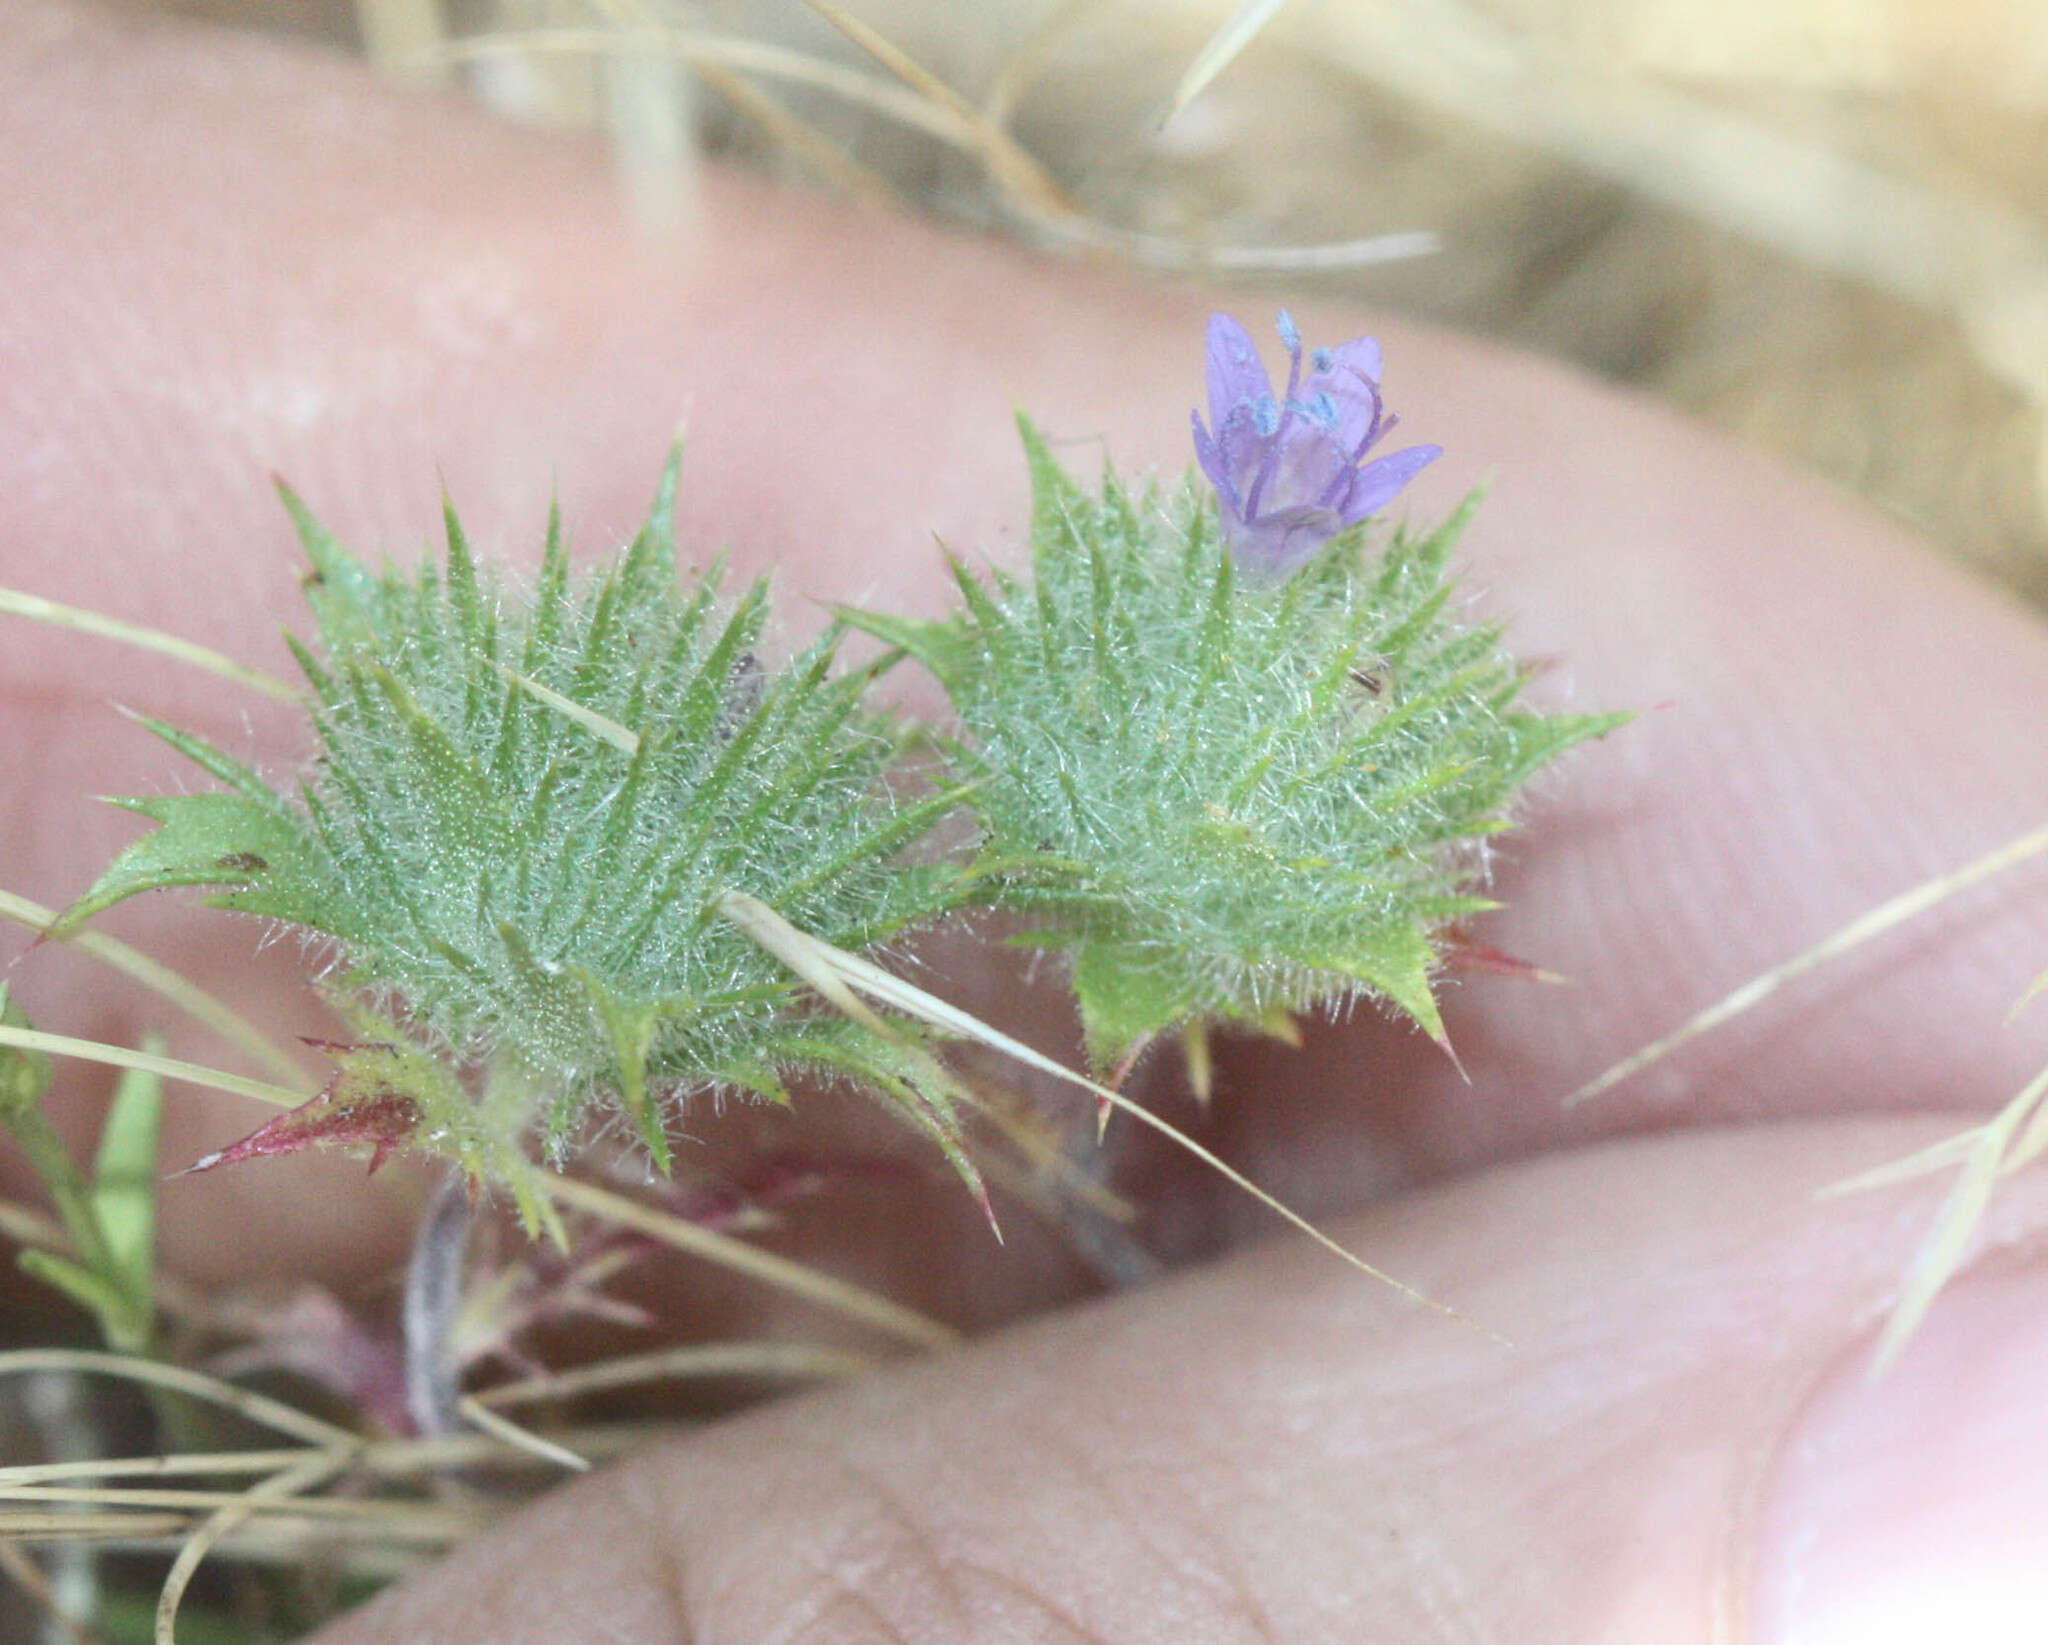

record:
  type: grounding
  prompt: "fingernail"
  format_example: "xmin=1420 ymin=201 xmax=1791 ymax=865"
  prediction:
xmin=1751 ymin=1263 xmax=2048 ymax=1643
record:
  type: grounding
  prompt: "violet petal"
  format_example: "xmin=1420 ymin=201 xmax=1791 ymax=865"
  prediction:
xmin=1190 ymin=411 xmax=1238 ymax=510
xmin=1339 ymin=444 xmax=1443 ymax=523
xmin=1204 ymin=313 xmax=1270 ymax=430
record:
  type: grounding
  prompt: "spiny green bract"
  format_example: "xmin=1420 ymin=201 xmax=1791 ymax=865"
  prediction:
xmin=853 ymin=423 xmax=1621 ymax=1069
xmin=57 ymin=459 xmax=970 ymax=1175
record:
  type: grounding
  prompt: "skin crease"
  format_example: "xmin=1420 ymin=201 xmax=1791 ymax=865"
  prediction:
xmin=4 ymin=3 xmax=2048 ymax=1639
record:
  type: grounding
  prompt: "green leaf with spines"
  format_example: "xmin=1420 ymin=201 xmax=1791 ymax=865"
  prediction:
xmin=1071 ymin=938 xmax=1203 ymax=1068
xmin=1300 ymin=921 xmax=1449 ymax=1048
xmin=53 ymin=794 xmax=339 ymax=936
xmin=278 ymin=479 xmax=381 ymax=649
xmin=65 ymin=464 xmax=977 ymax=1184
xmin=126 ymin=717 xmax=282 ymax=806
xmin=847 ymin=421 xmax=1622 ymax=1068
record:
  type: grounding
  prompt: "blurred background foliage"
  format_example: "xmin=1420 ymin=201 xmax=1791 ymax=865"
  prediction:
xmin=101 ymin=0 xmax=2048 ymax=607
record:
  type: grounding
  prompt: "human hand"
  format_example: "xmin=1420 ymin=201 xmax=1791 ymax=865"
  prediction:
xmin=5 ymin=6 xmax=2048 ymax=1638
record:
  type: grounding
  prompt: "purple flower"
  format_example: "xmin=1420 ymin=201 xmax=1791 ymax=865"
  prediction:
xmin=1192 ymin=311 xmax=1441 ymax=580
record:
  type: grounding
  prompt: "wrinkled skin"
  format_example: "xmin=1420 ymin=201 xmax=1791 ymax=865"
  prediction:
xmin=5 ymin=5 xmax=2048 ymax=1641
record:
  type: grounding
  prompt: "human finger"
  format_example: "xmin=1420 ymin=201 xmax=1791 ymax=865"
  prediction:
xmin=302 ymin=1114 xmax=2048 ymax=1643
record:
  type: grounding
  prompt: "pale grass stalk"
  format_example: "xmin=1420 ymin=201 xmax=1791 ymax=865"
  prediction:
xmin=1560 ymin=818 xmax=2048 ymax=1367
xmin=0 ymin=1425 xmax=666 ymax=1491
xmin=689 ymin=55 xmax=902 ymax=209
xmin=0 ymin=588 xmax=299 ymax=703
xmin=490 ymin=659 xmax=640 ymax=752
xmin=434 ymin=25 xmax=1436 ymax=275
xmin=786 ymin=0 xmax=1075 ymax=220
xmin=0 ymin=1350 xmax=355 ymax=1448
xmin=4 ymin=1485 xmax=469 ymax=1521
xmin=1104 ymin=228 xmax=1441 ymax=272
xmin=957 ymin=1072 xmax=1136 ymax=1224
xmin=0 ymin=888 xmax=313 ymax=1091
xmin=6 ymin=1511 xmax=466 ymax=1551
xmin=0 ymin=1514 xmax=189 ymax=1542
xmin=0 ymin=1026 xmax=302 ymax=1113
xmin=155 ymin=1454 xmax=354 ymax=1644
xmin=586 ymin=1 xmax=700 ymax=238
xmin=0 ymin=1451 xmax=323 ymax=1489
xmin=1160 ymin=0 xmax=1294 ymax=125
xmin=478 ymin=1340 xmax=873 ymax=1408
xmin=573 ymin=0 xmax=904 ymax=205
xmin=540 ymin=1172 xmax=957 ymax=1351
xmin=980 ymin=0 xmax=1106 ymax=129
xmin=453 ymin=1396 xmax=590 ymax=1474
xmin=1820 ymin=1060 xmax=2048 ymax=1372
xmin=432 ymin=30 xmax=987 ymax=153
xmin=1566 ymin=820 xmax=2048 ymax=1106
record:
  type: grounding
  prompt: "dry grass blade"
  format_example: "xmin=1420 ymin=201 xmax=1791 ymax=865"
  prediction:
xmin=18 ymin=1508 xmax=473 ymax=1554
xmin=155 ymin=1454 xmax=347 ymax=1645
xmin=453 ymin=1397 xmax=590 ymax=1473
xmin=4 ymin=1485 xmax=437 ymax=1521
xmin=0 ymin=1451 xmax=320 ymax=1490
xmin=566 ymin=1 xmax=898 ymax=207
xmin=0 ymin=1026 xmax=303 ymax=1112
xmin=1830 ymin=1062 xmax=2048 ymax=1375
xmin=540 ymin=1172 xmax=956 ymax=1351
xmin=713 ymin=888 xmax=1000 ymax=1236
xmin=1159 ymin=0 xmax=1293 ymax=126
xmin=431 ymin=26 xmax=1434 ymax=275
xmin=434 ymin=31 xmax=985 ymax=155
xmin=718 ymin=893 xmax=1494 ymax=1337
xmin=958 ymin=1072 xmax=1136 ymax=1224
xmin=1566 ymin=820 xmax=2048 ymax=1106
xmin=2011 ymin=1083 xmax=2048 ymax=1174
xmin=1112 ymin=229 xmax=1440 ymax=272
xmin=0 ymin=587 xmax=299 ymax=702
xmin=0 ymin=1513 xmax=191 ymax=1542
xmin=1814 ymin=1130 xmax=1982 ymax=1198
xmin=479 ymin=1341 xmax=872 ymax=1408
xmin=0 ymin=888 xmax=312 ymax=1090
xmin=0 ymin=1427 xmax=667 ymax=1493
xmin=786 ymin=0 xmax=1075 ymax=221
xmin=0 ymin=1350 xmax=355 ymax=1448
xmin=2009 ymin=966 xmax=2048 ymax=1023
xmin=490 ymin=659 xmax=640 ymax=753
xmin=980 ymin=0 xmax=1106 ymax=129
xmin=690 ymin=56 xmax=901 ymax=209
